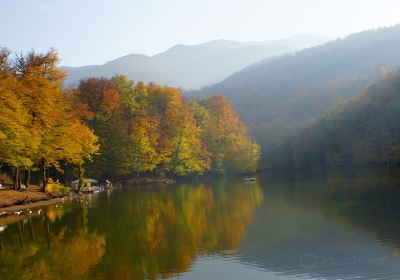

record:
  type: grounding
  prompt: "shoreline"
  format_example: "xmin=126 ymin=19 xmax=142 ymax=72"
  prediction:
xmin=0 ymin=189 xmax=71 ymax=225
xmin=0 ymin=197 xmax=70 ymax=226
xmin=0 ymin=177 xmax=175 ymax=224
xmin=0 ymin=196 xmax=69 ymax=213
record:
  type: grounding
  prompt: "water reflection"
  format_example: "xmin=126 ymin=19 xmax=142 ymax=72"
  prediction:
xmin=238 ymin=169 xmax=400 ymax=280
xmin=3 ymin=170 xmax=400 ymax=279
xmin=89 ymin=180 xmax=263 ymax=279
xmin=0 ymin=179 xmax=263 ymax=280
xmin=0 ymin=201 xmax=106 ymax=280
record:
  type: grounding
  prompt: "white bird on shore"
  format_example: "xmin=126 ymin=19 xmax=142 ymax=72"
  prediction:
xmin=37 ymin=209 xmax=42 ymax=214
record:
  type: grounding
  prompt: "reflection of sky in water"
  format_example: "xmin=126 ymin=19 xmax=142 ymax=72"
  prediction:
xmin=169 ymin=189 xmax=400 ymax=280
xmin=234 ymin=171 xmax=400 ymax=280
xmin=171 ymin=255 xmax=300 ymax=280
xmin=235 ymin=206 xmax=400 ymax=279
xmin=2 ymin=170 xmax=400 ymax=279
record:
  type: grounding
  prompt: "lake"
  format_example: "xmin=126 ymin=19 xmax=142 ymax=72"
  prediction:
xmin=1 ymin=169 xmax=400 ymax=279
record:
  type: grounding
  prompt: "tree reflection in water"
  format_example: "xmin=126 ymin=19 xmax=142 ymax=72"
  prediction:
xmin=0 ymin=179 xmax=263 ymax=280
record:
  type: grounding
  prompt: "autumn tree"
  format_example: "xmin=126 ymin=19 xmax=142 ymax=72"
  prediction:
xmin=75 ymin=77 xmax=120 ymax=130
xmin=56 ymin=118 xmax=99 ymax=191
xmin=71 ymin=78 xmax=135 ymax=179
xmin=0 ymin=48 xmax=100 ymax=191
xmin=166 ymin=103 xmax=210 ymax=176
xmin=200 ymin=95 xmax=260 ymax=174
xmin=0 ymin=49 xmax=39 ymax=189
xmin=11 ymin=50 xmax=69 ymax=190
xmin=128 ymin=82 xmax=160 ymax=175
xmin=143 ymin=84 xmax=210 ymax=176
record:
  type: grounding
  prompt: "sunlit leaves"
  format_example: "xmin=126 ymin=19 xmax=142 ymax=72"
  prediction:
xmin=0 ymin=48 xmax=99 ymax=188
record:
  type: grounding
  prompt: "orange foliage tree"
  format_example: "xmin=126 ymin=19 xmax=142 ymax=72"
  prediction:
xmin=0 ymin=48 xmax=99 ymax=191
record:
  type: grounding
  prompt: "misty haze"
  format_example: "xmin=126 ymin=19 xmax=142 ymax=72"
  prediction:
xmin=1 ymin=1 xmax=400 ymax=280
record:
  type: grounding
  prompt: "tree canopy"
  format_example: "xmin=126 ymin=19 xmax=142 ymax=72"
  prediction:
xmin=71 ymin=78 xmax=260 ymax=179
xmin=0 ymin=48 xmax=99 ymax=190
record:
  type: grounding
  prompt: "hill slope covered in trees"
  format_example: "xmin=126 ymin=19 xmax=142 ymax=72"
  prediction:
xmin=290 ymin=70 xmax=400 ymax=168
xmin=197 ymin=26 xmax=400 ymax=168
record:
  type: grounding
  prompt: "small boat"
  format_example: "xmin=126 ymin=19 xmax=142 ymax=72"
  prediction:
xmin=243 ymin=177 xmax=256 ymax=182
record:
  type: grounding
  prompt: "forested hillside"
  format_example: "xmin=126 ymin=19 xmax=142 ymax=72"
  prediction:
xmin=289 ymin=70 xmax=400 ymax=168
xmin=197 ymin=26 xmax=400 ymax=168
xmin=63 ymin=35 xmax=330 ymax=89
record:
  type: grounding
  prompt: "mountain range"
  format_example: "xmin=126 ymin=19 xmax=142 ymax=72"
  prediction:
xmin=62 ymin=35 xmax=331 ymax=89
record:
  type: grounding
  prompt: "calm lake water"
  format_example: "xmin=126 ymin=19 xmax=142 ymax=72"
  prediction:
xmin=2 ymin=169 xmax=400 ymax=279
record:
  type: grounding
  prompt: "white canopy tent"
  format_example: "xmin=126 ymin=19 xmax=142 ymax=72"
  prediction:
xmin=71 ymin=178 xmax=98 ymax=187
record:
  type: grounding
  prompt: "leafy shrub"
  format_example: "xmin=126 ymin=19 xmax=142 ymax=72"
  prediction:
xmin=46 ymin=178 xmax=71 ymax=196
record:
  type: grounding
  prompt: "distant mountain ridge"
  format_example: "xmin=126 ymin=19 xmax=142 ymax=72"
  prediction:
xmin=62 ymin=35 xmax=331 ymax=89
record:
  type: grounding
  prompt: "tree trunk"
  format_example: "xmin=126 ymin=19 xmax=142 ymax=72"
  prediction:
xmin=13 ymin=167 xmax=19 ymax=190
xmin=41 ymin=157 xmax=46 ymax=192
xmin=17 ymin=169 xmax=21 ymax=190
xmin=78 ymin=164 xmax=84 ymax=192
xmin=24 ymin=169 xmax=30 ymax=189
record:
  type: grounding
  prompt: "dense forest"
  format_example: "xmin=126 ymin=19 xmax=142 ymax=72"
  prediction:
xmin=68 ymin=76 xmax=260 ymax=179
xmin=0 ymin=48 xmax=259 ymax=191
xmin=287 ymin=70 xmax=400 ymax=168
xmin=196 ymin=25 xmax=400 ymax=168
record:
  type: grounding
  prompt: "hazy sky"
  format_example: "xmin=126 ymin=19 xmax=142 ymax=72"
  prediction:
xmin=2 ymin=0 xmax=400 ymax=66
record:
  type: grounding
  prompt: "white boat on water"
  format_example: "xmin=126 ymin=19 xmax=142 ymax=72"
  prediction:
xmin=243 ymin=177 xmax=256 ymax=182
